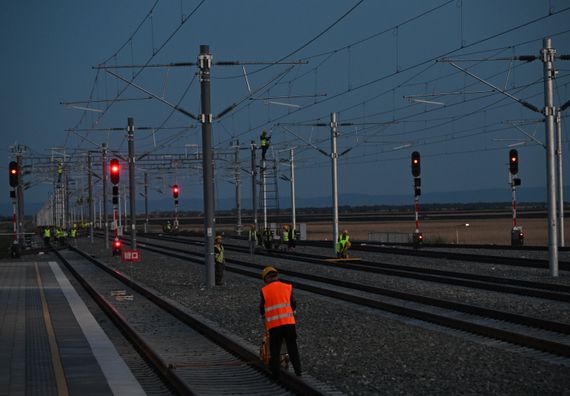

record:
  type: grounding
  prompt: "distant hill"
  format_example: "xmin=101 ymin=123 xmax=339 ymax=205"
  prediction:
xmin=1 ymin=186 xmax=550 ymax=218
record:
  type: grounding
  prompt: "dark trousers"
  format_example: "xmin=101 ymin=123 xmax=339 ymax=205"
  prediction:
xmin=269 ymin=324 xmax=301 ymax=378
xmin=215 ymin=261 xmax=224 ymax=285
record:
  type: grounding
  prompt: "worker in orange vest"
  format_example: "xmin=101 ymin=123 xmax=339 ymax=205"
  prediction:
xmin=259 ymin=266 xmax=302 ymax=379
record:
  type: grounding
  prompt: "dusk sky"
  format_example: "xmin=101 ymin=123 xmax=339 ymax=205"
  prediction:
xmin=2 ymin=1 xmax=569 ymax=214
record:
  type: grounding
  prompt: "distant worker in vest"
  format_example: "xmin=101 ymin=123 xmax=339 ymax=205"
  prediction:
xmin=56 ymin=226 xmax=66 ymax=247
xmin=163 ymin=220 xmax=172 ymax=233
xmin=260 ymin=130 xmax=271 ymax=161
xmin=263 ymin=228 xmax=274 ymax=250
xmin=214 ymin=235 xmax=225 ymax=286
xmin=43 ymin=226 xmax=51 ymax=247
xmin=69 ymin=224 xmax=78 ymax=246
xmin=57 ymin=161 xmax=63 ymax=183
xmin=288 ymin=225 xmax=296 ymax=250
xmin=259 ymin=266 xmax=302 ymax=379
xmin=336 ymin=229 xmax=351 ymax=258
xmin=282 ymin=225 xmax=290 ymax=251
xmin=248 ymin=225 xmax=258 ymax=256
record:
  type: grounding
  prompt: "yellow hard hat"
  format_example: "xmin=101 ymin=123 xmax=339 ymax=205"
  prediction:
xmin=261 ymin=266 xmax=278 ymax=279
xmin=215 ymin=235 xmax=222 ymax=241
xmin=343 ymin=229 xmax=349 ymax=234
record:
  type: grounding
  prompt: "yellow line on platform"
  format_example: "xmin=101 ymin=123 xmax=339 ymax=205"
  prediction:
xmin=35 ymin=262 xmax=70 ymax=396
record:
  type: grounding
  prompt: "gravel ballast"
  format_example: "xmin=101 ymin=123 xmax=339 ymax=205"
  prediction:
xmin=73 ymin=238 xmax=570 ymax=395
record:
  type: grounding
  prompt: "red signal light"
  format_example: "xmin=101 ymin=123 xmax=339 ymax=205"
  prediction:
xmin=509 ymin=149 xmax=518 ymax=175
xmin=110 ymin=159 xmax=120 ymax=185
xmin=172 ymin=184 xmax=180 ymax=199
xmin=9 ymin=161 xmax=18 ymax=187
xmin=411 ymin=151 xmax=421 ymax=177
xmin=114 ymin=239 xmax=121 ymax=248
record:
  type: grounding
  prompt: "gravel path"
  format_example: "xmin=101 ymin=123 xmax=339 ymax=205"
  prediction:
xmin=74 ymin=238 xmax=570 ymax=395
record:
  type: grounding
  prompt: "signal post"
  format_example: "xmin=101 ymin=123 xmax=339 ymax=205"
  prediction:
xmin=172 ymin=184 xmax=180 ymax=229
xmin=110 ymin=158 xmax=122 ymax=255
xmin=8 ymin=161 xmax=20 ymax=257
xmin=411 ymin=151 xmax=423 ymax=247
xmin=509 ymin=150 xmax=524 ymax=246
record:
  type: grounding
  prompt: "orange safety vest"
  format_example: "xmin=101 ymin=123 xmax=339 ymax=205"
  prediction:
xmin=262 ymin=281 xmax=296 ymax=330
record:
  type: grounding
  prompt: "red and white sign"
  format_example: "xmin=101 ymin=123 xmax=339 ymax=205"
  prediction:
xmin=121 ymin=249 xmax=142 ymax=262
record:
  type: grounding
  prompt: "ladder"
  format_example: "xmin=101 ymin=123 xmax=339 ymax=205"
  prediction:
xmin=259 ymin=156 xmax=280 ymax=229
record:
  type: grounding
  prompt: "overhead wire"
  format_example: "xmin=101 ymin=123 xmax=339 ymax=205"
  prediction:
xmin=70 ymin=0 xmax=208 ymax=153
xmin=214 ymin=0 xmax=366 ymax=80
xmin=224 ymin=6 xmax=570 ymax=150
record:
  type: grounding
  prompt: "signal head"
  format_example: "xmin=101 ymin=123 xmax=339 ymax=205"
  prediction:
xmin=411 ymin=151 xmax=421 ymax=177
xmin=509 ymin=149 xmax=519 ymax=175
xmin=9 ymin=161 xmax=18 ymax=187
xmin=110 ymin=159 xmax=120 ymax=185
xmin=172 ymin=184 xmax=180 ymax=199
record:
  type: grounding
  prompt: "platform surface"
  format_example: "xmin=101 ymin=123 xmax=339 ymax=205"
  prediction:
xmin=0 ymin=259 xmax=145 ymax=395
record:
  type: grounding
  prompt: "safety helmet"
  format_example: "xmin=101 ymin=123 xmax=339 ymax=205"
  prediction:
xmin=343 ymin=229 xmax=348 ymax=234
xmin=261 ymin=266 xmax=278 ymax=279
xmin=215 ymin=235 xmax=223 ymax=241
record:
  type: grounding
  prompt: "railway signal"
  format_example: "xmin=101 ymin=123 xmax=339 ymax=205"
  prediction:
xmin=508 ymin=149 xmax=523 ymax=246
xmin=112 ymin=237 xmax=122 ymax=256
xmin=509 ymin=149 xmax=519 ymax=175
xmin=9 ymin=161 xmax=18 ymax=187
xmin=172 ymin=184 xmax=180 ymax=229
xmin=411 ymin=151 xmax=421 ymax=177
xmin=110 ymin=159 xmax=120 ymax=184
xmin=413 ymin=232 xmax=423 ymax=246
xmin=410 ymin=151 xmax=422 ymax=247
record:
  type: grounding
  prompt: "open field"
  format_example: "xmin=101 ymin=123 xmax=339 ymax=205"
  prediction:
xmin=208 ymin=216 xmax=558 ymax=246
xmin=303 ymin=217 xmax=556 ymax=246
xmin=4 ymin=215 xmax=561 ymax=248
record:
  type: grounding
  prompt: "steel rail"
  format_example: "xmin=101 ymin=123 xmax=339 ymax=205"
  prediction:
xmin=62 ymin=245 xmax=329 ymax=396
xmin=134 ymin=233 xmax=570 ymax=301
xmin=125 ymin=237 xmax=570 ymax=359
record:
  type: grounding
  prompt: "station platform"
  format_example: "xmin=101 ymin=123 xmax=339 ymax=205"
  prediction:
xmin=0 ymin=259 xmax=145 ymax=395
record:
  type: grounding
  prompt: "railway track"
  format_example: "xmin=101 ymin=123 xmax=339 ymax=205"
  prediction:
xmin=52 ymin=246 xmax=330 ymax=396
xmin=125 ymin=234 xmax=570 ymax=360
xmin=300 ymin=240 xmax=570 ymax=271
xmin=135 ymin=233 xmax=570 ymax=303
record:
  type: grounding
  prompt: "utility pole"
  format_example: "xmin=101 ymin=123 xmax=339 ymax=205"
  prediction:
xmin=234 ymin=140 xmax=242 ymax=236
xmin=128 ymin=117 xmax=137 ymax=249
xmin=98 ymin=46 xmax=305 ymax=283
xmin=64 ymin=173 xmax=69 ymax=230
xmin=443 ymin=38 xmax=570 ymax=276
xmin=88 ymin=152 xmax=94 ymax=243
xmin=542 ymin=37 xmax=558 ymax=277
xmin=102 ymin=143 xmax=109 ymax=248
xmin=556 ymin=110 xmax=564 ymax=247
xmin=331 ymin=112 xmax=339 ymax=254
xmin=251 ymin=141 xmax=258 ymax=231
xmin=278 ymin=114 xmax=368 ymax=256
xmin=290 ymin=148 xmax=297 ymax=232
xmin=144 ymin=172 xmax=149 ymax=233
xmin=261 ymin=158 xmax=268 ymax=230
xmin=199 ymin=44 xmax=216 ymax=287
